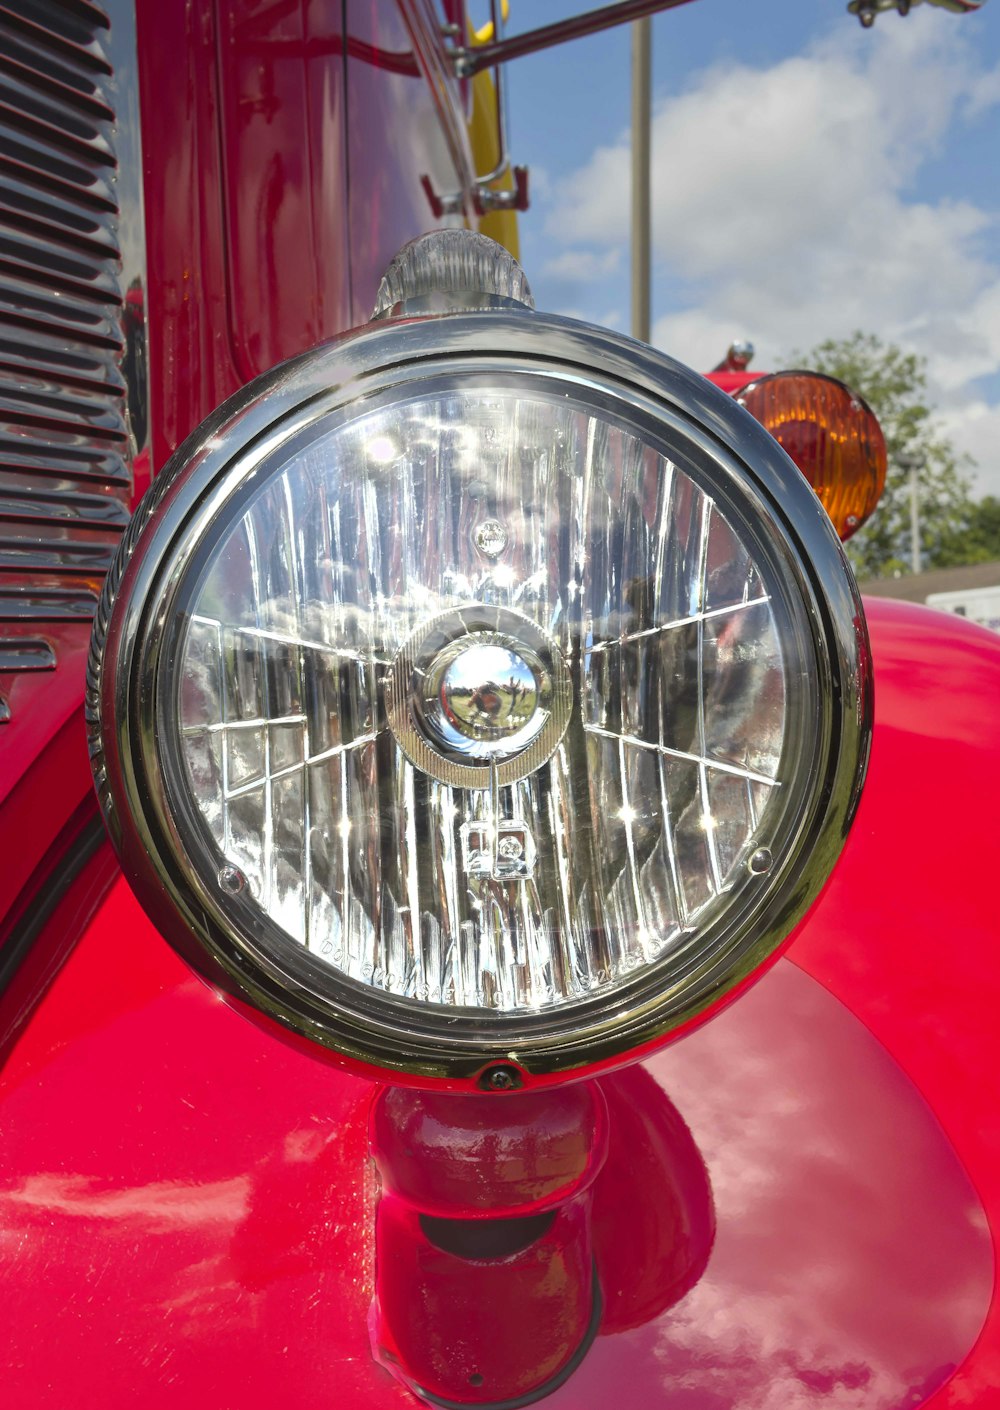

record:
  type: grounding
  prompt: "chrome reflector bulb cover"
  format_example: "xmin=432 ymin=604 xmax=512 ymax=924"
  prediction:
xmin=436 ymin=641 xmax=541 ymax=745
xmin=386 ymin=605 xmax=573 ymax=788
xmin=88 ymin=310 xmax=871 ymax=1084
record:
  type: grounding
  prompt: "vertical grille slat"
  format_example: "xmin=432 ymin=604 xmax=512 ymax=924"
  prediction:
xmin=0 ymin=0 xmax=140 ymax=726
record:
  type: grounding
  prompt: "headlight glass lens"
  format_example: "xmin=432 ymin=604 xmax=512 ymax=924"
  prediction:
xmin=170 ymin=380 xmax=808 ymax=1019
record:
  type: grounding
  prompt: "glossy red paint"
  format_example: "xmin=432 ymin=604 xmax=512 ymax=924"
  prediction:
xmin=0 ymin=810 xmax=112 ymax=1065
xmin=5 ymin=2 xmax=1000 ymax=1404
xmin=136 ymin=0 xmax=240 ymax=471
xmin=0 ymin=821 xmax=990 ymax=1407
xmin=374 ymin=1185 xmax=598 ymax=1404
xmin=590 ymin=1066 xmax=714 ymax=1335
xmin=0 ymin=630 xmax=90 ymax=809
xmin=371 ymin=1084 xmax=608 ymax=1402
xmin=4 ymin=537 xmax=993 ymax=1407
xmin=369 ymin=1069 xmax=719 ymax=1405
xmin=0 ymin=708 xmax=92 ymax=928
xmin=703 ymin=369 xmax=758 ymax=395
xmin=216 ymin=0 xmax=351 ymax=381
xmin=373 ymin=1083 xmax=608 ymax=1216
xmin=789 ymin=596 xmax=1000 ymax=1406
xmin=345 ymin=1 xmax=478 ymax=323
xmin=136 ymin=0 xmax=469 ymax=465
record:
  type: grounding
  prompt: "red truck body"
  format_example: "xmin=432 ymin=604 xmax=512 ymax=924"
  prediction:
xmin=1 ymin=3 xmax=998 ymax=1407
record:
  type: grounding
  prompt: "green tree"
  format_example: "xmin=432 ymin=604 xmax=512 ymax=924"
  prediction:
xmin=935 ymin=495 xmax=1000 ymax=567
xmin=791 ymin=332 xmax=977 ymax=579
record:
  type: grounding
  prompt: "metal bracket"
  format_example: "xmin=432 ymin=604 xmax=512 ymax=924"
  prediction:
xmin=475 ymin=165 xmax=529 ymax=216
xmin=848 ymin=0 xmax=984 ymax=24
xmin=462 ymin=761 xmax=537 ymax=881
xmin=420 ymin=174 xmax=464 ymax=220
xmin=446 ymin=0 xmax=697 ymax=78
xmin=438 ymin=2 xmax=532 ymax=219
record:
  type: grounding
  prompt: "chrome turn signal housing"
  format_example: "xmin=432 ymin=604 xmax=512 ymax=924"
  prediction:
xmin=87 ymin=236 xmax=871 ymax=1085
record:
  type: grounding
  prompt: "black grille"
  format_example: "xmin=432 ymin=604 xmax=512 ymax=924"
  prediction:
xmin=0 ymin=0 xmax=133 ymax=720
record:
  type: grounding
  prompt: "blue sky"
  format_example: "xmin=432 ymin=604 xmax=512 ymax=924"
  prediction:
xmin=492 ymin=1 xmax=1000 ymax=495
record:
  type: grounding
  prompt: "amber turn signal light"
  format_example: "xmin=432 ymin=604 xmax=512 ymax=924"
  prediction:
xmin=737 ymin=372 xmax=887 ymax=540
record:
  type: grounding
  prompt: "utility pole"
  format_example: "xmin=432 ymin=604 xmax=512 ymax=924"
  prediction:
xmin=897 ymin=451 xmax=924 ymax=574
xmin=631 ymin=17 xmax=651 ymax=343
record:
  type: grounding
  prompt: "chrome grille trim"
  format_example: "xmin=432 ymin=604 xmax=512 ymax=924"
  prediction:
xmin=0 ymin=0 xmax=148 ymax=725
xmin=0 ymin=585 xmax=97 ymax=618
xmin=0 ymin=636 xmax=55 ymax=671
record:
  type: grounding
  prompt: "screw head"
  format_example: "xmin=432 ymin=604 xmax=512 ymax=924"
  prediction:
xmin=748 ymin=848 xmax=773 ymax=876
xmin=479 ymin=1063 xmax=523 ymax=1092
xmin=497 ymin=835 xmax=524 ymax=861
xmin=218 ymin=863 xmax=247 ymax=895
xmin=473 ymin=518 xmax=508 ymax=558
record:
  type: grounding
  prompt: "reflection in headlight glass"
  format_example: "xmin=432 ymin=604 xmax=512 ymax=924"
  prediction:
xmin=177 ymin=389 xmax=789 ymax=1014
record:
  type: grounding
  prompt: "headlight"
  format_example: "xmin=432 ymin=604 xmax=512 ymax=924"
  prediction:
xmin=88 ymin=239 xmax=870 ymax=1085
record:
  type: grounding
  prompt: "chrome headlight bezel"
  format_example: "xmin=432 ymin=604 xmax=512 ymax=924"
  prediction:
xmin=88 ymin=311 xmax=871 ymax=1084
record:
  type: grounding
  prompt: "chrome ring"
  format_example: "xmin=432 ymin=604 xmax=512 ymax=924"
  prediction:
xmin=87 ymin=308 xmax=872 ymax=1084
xmin=385 ymin=605 xmax=573 ymax=788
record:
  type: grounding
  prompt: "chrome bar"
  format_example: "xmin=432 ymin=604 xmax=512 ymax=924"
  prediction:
xmin=452 ymin=0 xmax=699 ymax=77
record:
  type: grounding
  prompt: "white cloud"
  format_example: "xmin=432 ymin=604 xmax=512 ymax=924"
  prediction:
xmin=648 ymin=309 xmax=745 ymax=374
xmin=526 ymin=163 xmax=552 ymax=201
xmin=936 ymin=399 xmax=1000 ymax=494
xmin=542 ymin=248 xmax=620 ymax=282
xmin=539 ymin=12 xmax=1000 ymax=493
xmin=547 ymin=303 xmax=625 ymax=330
xmin=966 ymin=56 xmax=1000 ymax=118
xmin=616 ymin=959 xmax=993 ymax=1410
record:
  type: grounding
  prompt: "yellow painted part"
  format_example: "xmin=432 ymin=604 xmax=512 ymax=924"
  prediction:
xmin=466 ymin=2 xmax=519 ymax=260
xmin=468 ymin=68 xmax=520 ymax=261
xmin=473 ymin=0 xmax=510 ymax=43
